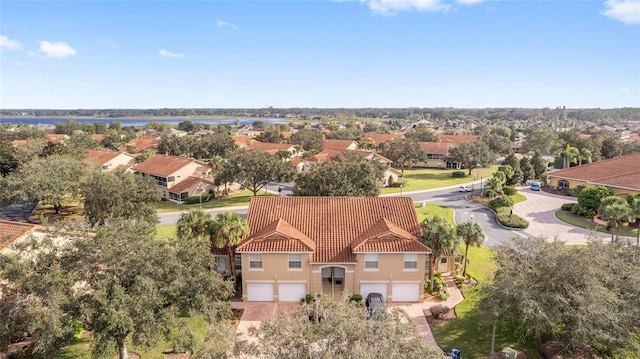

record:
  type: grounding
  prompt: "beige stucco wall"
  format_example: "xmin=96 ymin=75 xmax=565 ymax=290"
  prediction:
xmin=549 ymin=177 xmax=638 ymax=197
xmin=240 ymin=252 xmax=313 ymax=301
xmin=240 ymin=252 xmax=426 ymax=302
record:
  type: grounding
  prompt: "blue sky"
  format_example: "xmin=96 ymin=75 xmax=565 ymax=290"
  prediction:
xmin=1 ymin=0 xmax=639 ymax=109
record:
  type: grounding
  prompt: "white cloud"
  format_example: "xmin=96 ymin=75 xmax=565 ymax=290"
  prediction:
xmin=361 ymin=0 xmax=451 ymax=14
xmin=601 ymin=0 xmax=640 ymax=24
xmin=39 ymin=41 xmax=76 ymax=58
xmin=216 ymin=20 xmax=239 ymax=29
xmin=159 ymin=48 xmax=183 ymax=58
xmin=1 ymin=35 xmax=22 ymax=51
xmin=457 ymin=0 xmax=486 ymax=4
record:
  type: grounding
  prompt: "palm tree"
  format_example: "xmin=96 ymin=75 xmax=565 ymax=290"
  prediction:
xmin=561 ymin=145 xmax=580 ymax=169
xmin=208 ymin=211 xmax=249 ymax=276
xmin=456 ymin=220 xmax=486 ymax=277
xmin=578 ymin=148 xmax=592 ymax=166
xmin=599 ymin=195 xmax=626 ymax=216
xmin=176 ymin=208 xmax=212 ymax=242
xmin=420 ymin=215 xmax=460 ymax=292
xmin=601 ymin=202 xmax=634 ymax=242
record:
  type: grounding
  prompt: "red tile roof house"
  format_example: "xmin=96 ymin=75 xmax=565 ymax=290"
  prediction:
xmin=322 ymin=139 xmax=359 ymax=151
xmin=131 ymin=154 xmax=215 ymax=203
xmin=417 ymin=142 xmax=454 ymax=169
xmin=83 ymin=149 xmax=136 ymax=172
xmin=118 ymin=135 xmax=162 ymax=154
xmin=0 ymin=220 xmax=39 ymax=253
xmin=548 ymin=152 xmax=640 ymax=197
xmin=246 ymin=140 xmax=297 ymax=156
xmin=360 ymin=133 xmax=405 ymax=147
xmin=235 ymin=197 xmax=432 ymax=303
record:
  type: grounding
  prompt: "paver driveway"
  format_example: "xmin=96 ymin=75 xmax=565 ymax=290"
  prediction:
xmin=513 ymin=189 xmax=611 ymax=244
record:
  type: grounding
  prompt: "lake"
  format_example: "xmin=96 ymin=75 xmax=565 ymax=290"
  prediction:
xmin=0 ymin=117 xmax=287 ymax=128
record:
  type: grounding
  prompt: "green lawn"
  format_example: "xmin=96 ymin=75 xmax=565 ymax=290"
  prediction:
xmin=416 ymin=203 xmax=455 ymax=225
xmin=555 ymin=210 xmax=638 ymax=238
xmin=380 ymin=165 xmax=499 ymax=195
xmin=510 ymin=193 xmax=527 ymax=205
xmin=432 ymin=245 xmax=540 ymax=358
xmin=155 ymin=189 xmax=264 ymax=213
xmin=156 ymin=224 xmax=178 ymax=239
xmin=60 ymin=317 xmax=208 ymax=359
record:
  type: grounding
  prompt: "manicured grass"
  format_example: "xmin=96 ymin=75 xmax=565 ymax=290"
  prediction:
xmin=380 ymin=165 xmax=499 ymax=194
xmin=60 ymin=316 xmax=209 ymax=359
xmin=432 ymin=245 xmax=540 ymax=358
xmin=555 ymin=210 xmax=638 ymax=238
xmin=156 ymin=224 xmax=177 ymax=239
xmin=510 ymin=193 xmax=527 ymax=205
xmin=416 ymin=203 xmax=455 ymax=226
xmin=155 ymin=189 xmax=263 ymax=213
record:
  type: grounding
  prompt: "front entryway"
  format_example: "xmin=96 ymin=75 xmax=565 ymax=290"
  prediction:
xmin=321 ymin=267 xmax=345 ymax=299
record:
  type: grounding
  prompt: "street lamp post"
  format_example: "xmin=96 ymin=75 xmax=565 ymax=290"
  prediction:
xmin=197 ymin=184 xmax=204 ymax=205
xmin=400 ymin=184 xmax=403 ymax=196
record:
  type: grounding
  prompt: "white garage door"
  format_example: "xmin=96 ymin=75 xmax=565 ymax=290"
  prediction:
xmin=392 ymin=283 xmax=420 ymax=302
xmin=360 ymin=283 xmax=388 ymax=303
xmin=247 ymin=283 xmax=274 ymax=301
xmin=278 ymin=283 xmax=306 ymax=302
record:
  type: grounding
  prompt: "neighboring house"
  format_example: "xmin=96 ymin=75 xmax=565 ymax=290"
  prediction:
xmin=247 ymin=140 xmax=296 ymax=156
xmin=322 ymin=139 xmax=359 ymax=151
xmin=160 ymin=128 xmax=188 ymax=137
xmin=131 ymin=154 xmax=214 ymax=203
xmin=548 ymin=152 xmax=640 ymax=196
xmin=438 ymin=135 xmax=479 ymax=146
xmin=194 ymin=129 xmax=215 ymax=137
xmin=0 ymin=220 xmax=39 ymax=253
xmin=119 ymin=135 xmax=161 ymax=154
xmin=232 ymin=135 xmax=253 ymax=148
xmin=46 ymin=134 xmax=69 ymax=143
xmin=417 ymin=142 xmax=452 ymax=169
xmin=236 ymin=197 xmax=431 ymax=303
xmin=83 ymin=149 xmax=136 ymax=172
xmin=360 ymin=133 xmax=404 ymax=147
xmin=90 ymin=134 xmax=105 ymax=142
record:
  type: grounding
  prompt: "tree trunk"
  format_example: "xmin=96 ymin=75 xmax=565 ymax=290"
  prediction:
xmin=118 ymin=339 xmax=128 ymax=359
xmin=228 ymin=246 xmax=236 ymax=277
xmin=463 ymin=243 xmax=470 ymax=277
xmin=636 ymin=225 xmax=639 ymax=246
xmin=54 ymin=203 xmax=61 ymax=214
xmin=468 ymin=167 xmax=472 ymax=175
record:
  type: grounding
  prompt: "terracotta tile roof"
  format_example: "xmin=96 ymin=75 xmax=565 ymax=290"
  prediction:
xmin=238 ymin=219 xmax=315 ymax=252
xmin=232 ymin=135 xmax=252 ymax=147
xmin=247 ymin=140 xmax=293 ymax=152
xmin=323 ymin=139 xmax=358 ymax=151
xmin=351 ymin=218 xmax=419 ymax=250
xmin=132 ymin=154 xmax=196 ymax=177
xmin=239 ymin=197 xmax=428 ymax=263
xmin=419 ymin=142 xmax=451 ymax=154
xmin=121 ymin=135 xmax=161 ymax=152
xmin=363 ymin=152 xmax=393 ymax=164
xmin=438 ymin=135 xmax=479 ymax=146
xmin=91 ymin=134 xmax=105 ymax=142
xmin=0 ymin=220 xmax=38 ymax=251
xmin=11 ymin=139 xmax=27 ymax=147
xmin=548 ymin=152 xmax=640 ymax=190
xmin=168 ymin=176 xmax=202 ymax=193
xmin=83 ymin=149 xmax=123 ymax=166
xmin=361 ymin=133 xmax=403 ymax=144
xmin=281 ymin=131 xmax=293 ymax=139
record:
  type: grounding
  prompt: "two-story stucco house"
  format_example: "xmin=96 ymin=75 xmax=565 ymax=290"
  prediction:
xmin=131 ymin=154 xmax=214 ymax=203
xmin=83 ymin=149 xmax=136 ymax=172
xmin=235 ymin=196 xmax=431 ymax=303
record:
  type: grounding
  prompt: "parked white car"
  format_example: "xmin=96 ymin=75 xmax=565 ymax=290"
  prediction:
xmin=458 ymin=185 xmax=472 ymax=192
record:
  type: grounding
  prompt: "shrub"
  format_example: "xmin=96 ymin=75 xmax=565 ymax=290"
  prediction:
xmin=349 ymin=294 xmax=362 ymax=303
xmin=483 ymin=189 xmax=498 ymax=198
xmin=302 ymin=293 xmax=320 ymax=303
xmin=503 ymin=186 xmax=517 ymax=196
xmin=438 ymin=292 xmax=449 ymax=301
xmin=568 ymin=184 xmax=586 ymax=197
xmin=430 ymin=304 xmax=451 ymax=319
xmin=578 ymin=185 xmax=613 ymax=214
xmin=497 ymin=211 xmax=529 ymax=229
xmin=453 ymin=275 xmax=465 ymax=287
xmin=434 ymin=271 xmax=443 ymax=279
xmin=452 ymin=171 xmax=466 ymax=178
xmin=465 ymin=271 xmax=474 ymax=281
xmin=425 ymin=275 xmax=447 ymax=294
xmin=571 ymin=203 xmax=595 ymax=217
xmin=561 ymin=203 xmax=576 ymax=211
xmin=391 ymin=180 xmax=408 ymax=188
xmin=488 ymin=196 xmax=514 ymax=211
xmin=183 ymin=193 xmax=214 ymax=204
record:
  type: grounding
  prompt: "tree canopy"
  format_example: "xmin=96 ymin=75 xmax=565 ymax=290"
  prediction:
xmin=216 ymin=149 xmax=295 ymax=196
xmin=446 ymin=141 xmax=496 ymax=175
xmin=380 ymin=138 xmax=426 ymax=173
xmin=288 ymin=129 xmax=324 ymax=152
xmin=480 ymin=237 xmax=640 ymax=357
xmin=293 ymin=153 xmax=384 ymax=196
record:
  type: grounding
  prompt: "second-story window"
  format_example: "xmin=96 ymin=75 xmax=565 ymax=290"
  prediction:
xmin=364 ymin=253 xmax=378 ymax=269
xmin=404 ymin=253 xmax=418 ymax=269
xmin=249 ymin=253 xmax=262 ymax=269
xmin=288 ymin=253 xmax=302 ymax=269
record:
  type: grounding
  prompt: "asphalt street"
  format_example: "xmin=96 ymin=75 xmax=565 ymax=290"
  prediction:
xmin=157 ymin=180 xmax=534 ymax=247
